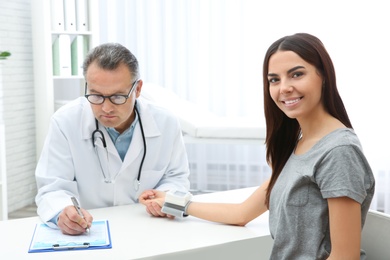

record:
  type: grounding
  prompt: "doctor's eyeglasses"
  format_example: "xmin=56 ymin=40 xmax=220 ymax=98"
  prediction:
xmin=85 ymin=79 xmax=139 ymax=105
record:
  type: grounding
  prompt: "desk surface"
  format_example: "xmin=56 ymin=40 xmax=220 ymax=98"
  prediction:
xmin=0 ymin=187 xmax=272 ymax=260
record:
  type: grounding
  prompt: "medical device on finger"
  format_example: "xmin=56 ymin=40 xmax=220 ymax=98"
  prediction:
xmin=161 ymin=190 xmax=193 ymax=218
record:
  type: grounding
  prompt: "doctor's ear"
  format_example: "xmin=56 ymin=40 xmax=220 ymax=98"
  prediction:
xmin=135 ymin=80 xmax=143 ymax=98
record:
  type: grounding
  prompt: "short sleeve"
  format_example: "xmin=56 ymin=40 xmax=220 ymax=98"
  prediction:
xmin=315 ymin=145 xmax=372 ymax=204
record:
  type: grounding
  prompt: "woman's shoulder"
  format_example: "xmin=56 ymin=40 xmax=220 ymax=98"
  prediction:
xmin=314 ymin=128 xmax=364 ymax=156
xmin=324 ymin=128 xmax=359 ymax=144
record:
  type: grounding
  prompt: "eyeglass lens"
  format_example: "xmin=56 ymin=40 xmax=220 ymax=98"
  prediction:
xmin=85 ymin=80 xmax=138 ymax=105
xmin=87 ymin=95 xmax=127 ymax=105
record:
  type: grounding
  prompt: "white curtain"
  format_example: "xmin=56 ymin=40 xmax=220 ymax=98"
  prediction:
xmin=97 ymin=0 xmax=263 ymax=118
xmin=96 ymin=0 xmax=390 ymax=214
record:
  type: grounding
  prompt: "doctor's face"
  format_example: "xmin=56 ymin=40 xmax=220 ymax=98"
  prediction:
xmin=85 ymin=61 xmax=142 ymax=133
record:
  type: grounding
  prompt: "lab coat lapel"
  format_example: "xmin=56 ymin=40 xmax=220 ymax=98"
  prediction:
xmin=121 ymin=99 xmax=161 ymax=170
xmin=81 ymin=98 xmax=96 ymax=142
xmin=121 ymin=125 xmax=144 ymax=170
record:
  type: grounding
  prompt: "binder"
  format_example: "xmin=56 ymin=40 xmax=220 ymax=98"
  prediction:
xmin=50 ymin=0 xmax=65 ymax=31
xmin=75 ymin=0 xmax=89 ymax=31
xmin=63 ymin=0 xmax=77 ymax=31
xmin=52 ymin=34 xmax=72 ymax=76
xmin=71 ymin=35 xmax=89 ymax=75
xmin=28 ymin=220 xmax=112 ymax=253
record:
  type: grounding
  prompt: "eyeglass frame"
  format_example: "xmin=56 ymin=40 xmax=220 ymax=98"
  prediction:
xmin=84 ymin=79 xmax=140 ymax=105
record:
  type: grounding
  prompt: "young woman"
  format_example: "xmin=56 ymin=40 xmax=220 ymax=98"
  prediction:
xmin=139 ymin=33 xmax=375 ymax=259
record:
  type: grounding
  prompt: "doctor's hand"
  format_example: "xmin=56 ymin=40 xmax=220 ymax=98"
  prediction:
xmin=139 ymin=190 xmax=174 ymax=219
xmin=57 ymin=205 xmax=93 ymax=235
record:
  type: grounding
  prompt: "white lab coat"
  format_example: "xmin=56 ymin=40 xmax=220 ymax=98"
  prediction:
xmin=35 ymin=97 xmax=190 ymax=224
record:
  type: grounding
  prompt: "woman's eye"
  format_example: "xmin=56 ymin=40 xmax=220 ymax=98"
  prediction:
xmin=292 ymin=72 xmax=303 ymax=78
xmin=268 ymin=78 xmax=279 ymax=84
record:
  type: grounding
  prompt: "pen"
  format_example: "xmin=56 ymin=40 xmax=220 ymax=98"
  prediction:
xmin=71 ymin=196 xmax=90 ymax=233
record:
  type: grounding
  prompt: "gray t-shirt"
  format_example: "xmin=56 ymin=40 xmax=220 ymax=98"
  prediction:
xmin=269 ymin=128 xmax=375 ymax=260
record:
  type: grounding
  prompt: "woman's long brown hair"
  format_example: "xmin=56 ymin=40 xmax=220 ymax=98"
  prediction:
xmin=262 ymin=33 xmax=353 ymax=208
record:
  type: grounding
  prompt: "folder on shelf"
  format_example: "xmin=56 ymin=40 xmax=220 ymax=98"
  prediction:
xmin=71 ymin=35 xmax=89 ymax=76
xmin=76 ymin=0 xmax=89 ymax=31
xmin=28 ymin=220 xmax=112 ymax=253
xmin=64 ymin=0 xmax=77 ymax=31
xmin=52 ymin=34 xmax=72 ymax=76
xmin=50 ymin=0 xmax=65 ymax=31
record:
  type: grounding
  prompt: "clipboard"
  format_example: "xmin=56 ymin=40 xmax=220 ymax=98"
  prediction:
xmin=28 ymin=220 xmax=112 ymax=253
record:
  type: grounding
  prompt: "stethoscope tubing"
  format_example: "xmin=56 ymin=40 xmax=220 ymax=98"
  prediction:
xmin=92 ymin=101 xmax=146 ymax=189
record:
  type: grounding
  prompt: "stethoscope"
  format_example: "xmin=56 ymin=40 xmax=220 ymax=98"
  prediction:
xmin=92 ymin=101 xmax=146 ymax=191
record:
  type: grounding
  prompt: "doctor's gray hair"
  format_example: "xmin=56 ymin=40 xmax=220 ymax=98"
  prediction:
xmin=83 ymin=43 xmax=140 ymax=80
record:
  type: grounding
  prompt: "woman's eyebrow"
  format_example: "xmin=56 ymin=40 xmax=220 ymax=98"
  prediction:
xmin=268 ymin=65 xmax=305 ymax=77
xmin=287 ymin=65 xmax=305 ymax=74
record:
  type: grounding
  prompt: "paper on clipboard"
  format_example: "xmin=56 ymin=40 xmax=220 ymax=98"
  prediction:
xmin=28 ymin=220 xmax=112 ymax=253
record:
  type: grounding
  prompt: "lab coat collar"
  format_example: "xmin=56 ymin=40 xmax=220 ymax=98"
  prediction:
xmin=79 ymin=97 xmax=163 ymax=175
xmin=120 ymin=98 xmax=162 ymax=171
xmin=135 ymin=98 xmax=161 ymax=138
xmin=80 ymin=97 xmax=96 ymax=141
xmin=80 ymin=97 xmax=162 ymax=142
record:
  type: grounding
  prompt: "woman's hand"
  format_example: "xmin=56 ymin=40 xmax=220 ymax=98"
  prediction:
xmin=139 ymin=190 xmax=173 ymax=218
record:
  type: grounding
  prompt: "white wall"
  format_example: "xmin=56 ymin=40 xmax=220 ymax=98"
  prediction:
xmin=0 ymin=0 xmax=37 ymax=214
xmin=0 ymin=62 xmax=7 ymax=219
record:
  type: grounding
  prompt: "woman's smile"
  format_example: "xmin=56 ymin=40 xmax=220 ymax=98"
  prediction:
xmin=282 ymin=97 xmax=303 ymax=107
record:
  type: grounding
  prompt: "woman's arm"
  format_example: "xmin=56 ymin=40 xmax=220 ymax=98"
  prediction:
xmin=327 ymin=197 xmax=361 ymax=260
xmin=140 ymin=178 xmax=270 ymax=226
xmin=187 ymin=179 xmax=269 ymax=226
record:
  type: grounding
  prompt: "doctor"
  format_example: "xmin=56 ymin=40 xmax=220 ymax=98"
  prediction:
xmin=35 ymin=43 xmax=190 ymax=235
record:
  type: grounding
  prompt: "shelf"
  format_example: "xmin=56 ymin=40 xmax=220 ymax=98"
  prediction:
xmin=51 ymin=30 xmax=93 ymax=35
xmin=32 ymin=0 xmax=99 ymax=157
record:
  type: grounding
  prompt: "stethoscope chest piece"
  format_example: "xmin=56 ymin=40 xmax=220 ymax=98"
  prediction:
xmin=133 ymin=179 xmax=140 ymax=191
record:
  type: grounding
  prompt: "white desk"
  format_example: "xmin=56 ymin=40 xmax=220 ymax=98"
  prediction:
xmin=0 ymin=187 xmax=273 ymax=259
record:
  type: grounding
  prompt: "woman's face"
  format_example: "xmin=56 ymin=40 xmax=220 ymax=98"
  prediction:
xmin=267 ymin=50 xmax=324 ymax=121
